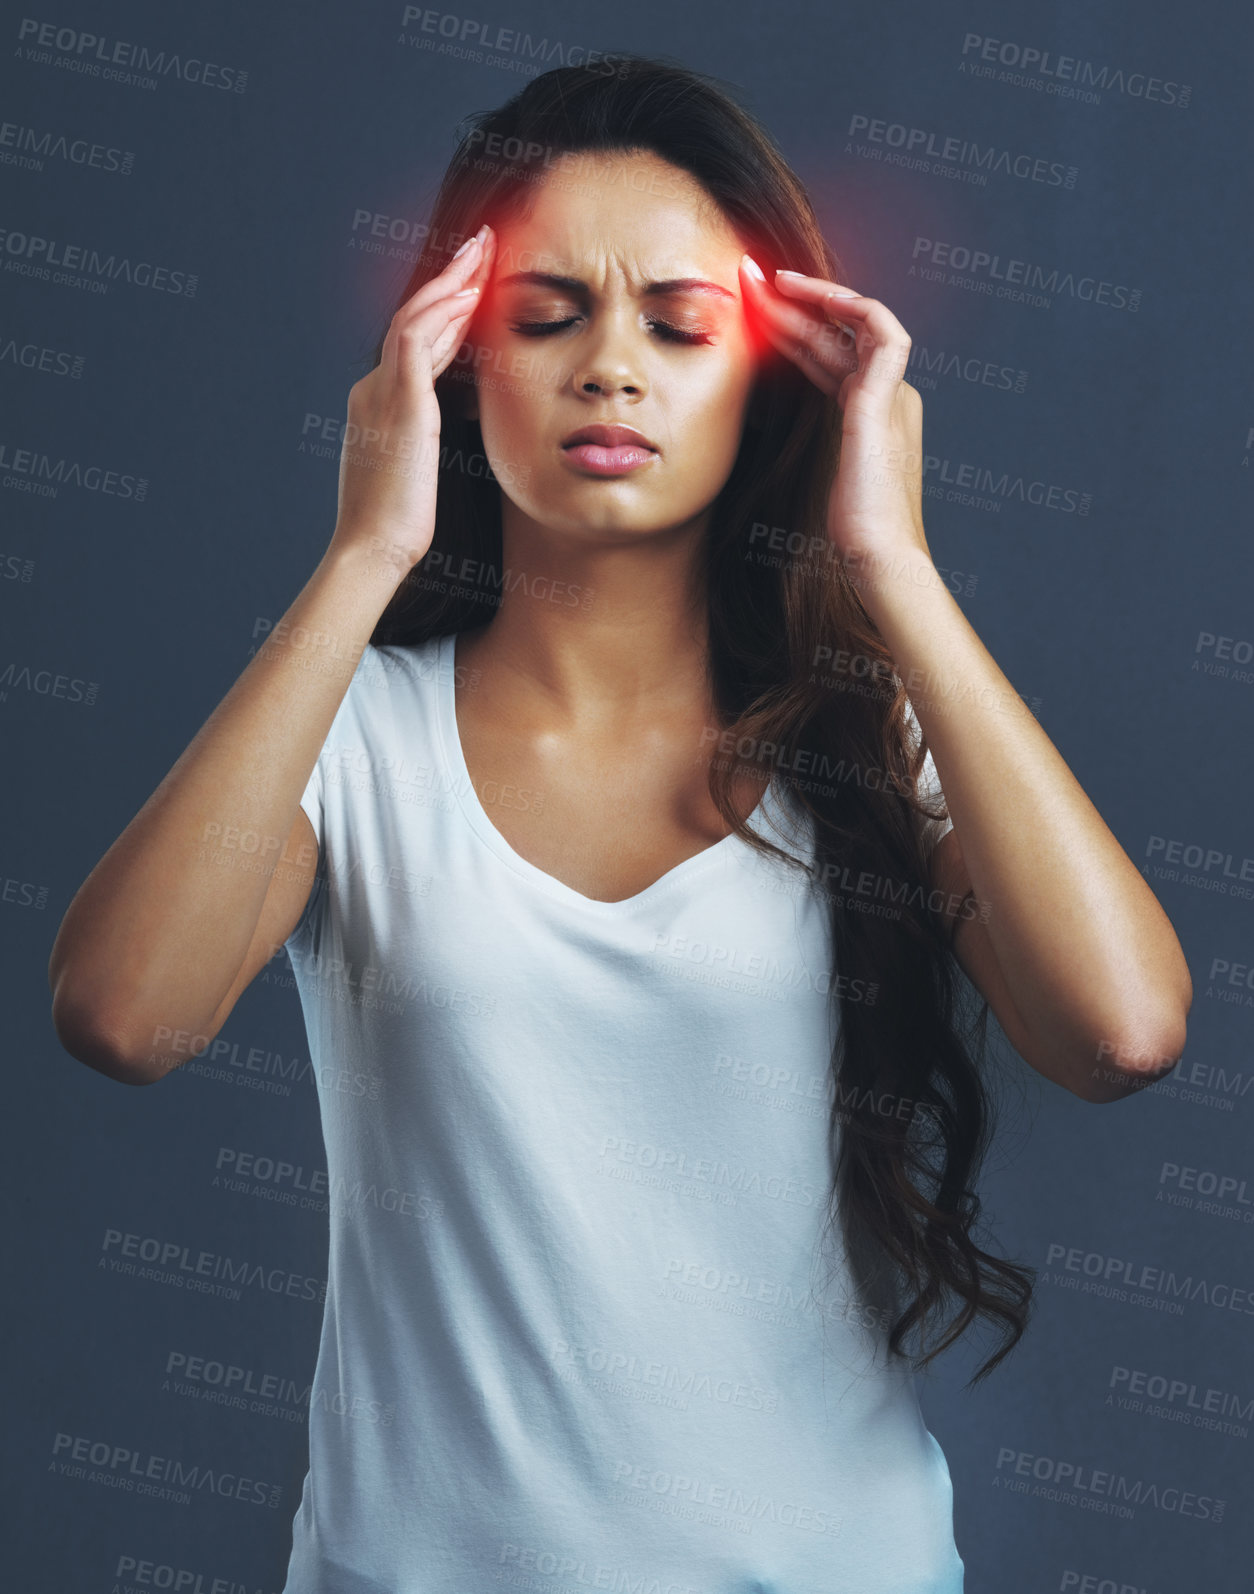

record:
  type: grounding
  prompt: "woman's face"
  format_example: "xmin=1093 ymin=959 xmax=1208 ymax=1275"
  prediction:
xmin=463 ymin=148 xmax=760 ymax=545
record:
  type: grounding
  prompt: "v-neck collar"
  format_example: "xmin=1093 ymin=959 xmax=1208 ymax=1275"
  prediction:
xmin=434 ymin=631 xmax=780 ymax=915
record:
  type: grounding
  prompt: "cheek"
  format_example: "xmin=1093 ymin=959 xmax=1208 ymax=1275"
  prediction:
xmin=473 ymin=390 xmax=555 ymax=499
xmin=477 ymin=384 xmax=542 ymax=450
xmin=677 ymin=356 xmax=755 ymax=441
xmin=474 ymin=346 xmax=558 ymax=440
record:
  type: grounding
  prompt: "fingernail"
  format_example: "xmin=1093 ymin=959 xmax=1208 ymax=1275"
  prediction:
xmin=776 ymin=269 xmax=803 ymax=278
xmin=452 ymin=233 xmax=479 ymax=260
xmin=741 ymin=254 xmax=765 ymax=281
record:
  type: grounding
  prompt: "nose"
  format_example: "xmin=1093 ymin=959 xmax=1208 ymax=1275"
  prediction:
xmin=575 ymin=365 xmax=645 ymax=397
xmin=571 ymin=311 xmax=648 ymax=399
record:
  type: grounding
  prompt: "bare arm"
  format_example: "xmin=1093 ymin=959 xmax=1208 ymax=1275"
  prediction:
xmin=48 ymin=221 xmax=498 ymax=1085
xmin=879 ymin=551 xmax=1193 ymax=1105
xmin=731 ymin=268 xmax=1191 ymax=1105
xmin=929 ymin=825 xmax=1185 ymax=1106
xmin=48 ymin=546 xmax=405 ymax=1085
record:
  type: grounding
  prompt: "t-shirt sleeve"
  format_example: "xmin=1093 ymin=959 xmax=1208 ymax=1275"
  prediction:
xmin=285 ymin=645 xmax=378 ymax=948
xmin=903 ymin=695 xmax=954 ymax=854
xmin=296 ymin=737 xmax=328 ymax=845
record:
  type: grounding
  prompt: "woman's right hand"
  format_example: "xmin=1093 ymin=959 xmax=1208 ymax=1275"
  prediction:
xmin=329 ymin=222 xmax=495 ymax=574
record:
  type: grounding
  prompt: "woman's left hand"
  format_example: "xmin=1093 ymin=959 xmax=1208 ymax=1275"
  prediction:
xmin=738 ymin=255 xmax=930 ymax=579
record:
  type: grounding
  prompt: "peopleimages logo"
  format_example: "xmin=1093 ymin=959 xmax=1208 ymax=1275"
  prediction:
xmin=993 ymin=1446 xmax=1223 ymax=1523
xmin=1042 ymin=1240 xmax=1254 ymax=1316
xmin=0 ymin=335 xmax=84 ymax=379
xmin=923 ymin=452 xmax=1091 ymax=515
xmin=0 ymin=439 xmax=146 ymax=500
xmin=550 ymin=1336 xmax=780 ymax=1414
xmin=0 ymin=224 xmax=197 ymax=296
xmin=50 ymin=1430 xmax=282 ymax=1508
xmin=99 ymin=1226 xmax=327 ymax=1306
xmin=0 ymin=662 xmax=97 ymax=705
xmin=397 ymin=7 xmax=628 ymax=78
xmin=910 ymin=236 xmax=1139 ymax=311
xmin=846 ymin=113 xmax=1077 ymax=189
xmin=958 ymin=33 xmax=1190 ymax=108
xmin=15 ymin=19 xmax=248 ymax=93
xmin=0 ymin=119 xmax=134 ymax=175
xmin=608 ymin=1459 xmax=844 ymax=1537
xmin=908 ymin=342 xmax=1028 ymax=395
xmin=1109 ymin=1363 xmax=1254 ymax=1430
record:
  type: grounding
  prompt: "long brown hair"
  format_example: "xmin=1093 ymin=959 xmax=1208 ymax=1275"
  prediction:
xmin=365 ymin=54 xmax=1034 ymax=1385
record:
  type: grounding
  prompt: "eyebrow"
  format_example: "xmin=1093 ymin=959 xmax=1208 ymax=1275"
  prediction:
xmin=497 ymin=270 xmax=736 ymax=301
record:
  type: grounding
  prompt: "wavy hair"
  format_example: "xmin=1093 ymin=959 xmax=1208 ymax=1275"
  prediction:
xmin=364 ymin=54 xmax=1034 ymax=1385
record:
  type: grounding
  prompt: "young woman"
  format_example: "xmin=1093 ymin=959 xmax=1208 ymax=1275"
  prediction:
xmin=49 ymin=55 xmax=1191 ymax=1594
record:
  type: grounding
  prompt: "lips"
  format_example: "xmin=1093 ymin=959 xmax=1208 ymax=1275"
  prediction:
xmin=560 ymin=423 xmax=657 ymax=451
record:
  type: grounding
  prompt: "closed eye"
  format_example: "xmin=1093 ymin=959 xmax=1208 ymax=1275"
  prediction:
xmin=509 ymin=317 xmax=713 ymax=345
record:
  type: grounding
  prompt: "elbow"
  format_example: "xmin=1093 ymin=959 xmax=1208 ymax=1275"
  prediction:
xmin=53 ymin=1026 xmax=159 ymax=1088
xmin=50 ymin=982 xmax=160 ymax=1088
xmin=1079 ymin=1009 xmax=1190 ymax=1105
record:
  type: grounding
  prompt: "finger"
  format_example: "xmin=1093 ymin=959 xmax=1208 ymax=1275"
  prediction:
xmin=382 ymin=227 xmax=494 ymax=377
xmin=773 ymin=271 xmax=864 ymax=305
xmin=428 ymin=290 xmax=485 ymax=378
xmin=424 ymin=229 xmax=499 ymax=377
xmin=753 ymin=291 xmax=905 ymax=394
xmin=771 ymin=275 xmax=911 ymax=388
xmin=739 ymin=258 xmax=854 ymax=344
xmin=743 ymin=262 xmax=904 ymax=352
xmin=398 ymin=225 xmax=495 ymax=324
xmin=739 ymin=271 xmax=859 ymax=385
xmin=381 ymin=284 xmax=481 ymax=387
xmin=752 ymin=277 xmax=869 ymax=350
xmin=772 ymin=332 xmax=845 ymax=400
xmin=385 ymin=235 xmax=493 ymax=385
xmin=403 ymin=287 xmax=482 ymax=379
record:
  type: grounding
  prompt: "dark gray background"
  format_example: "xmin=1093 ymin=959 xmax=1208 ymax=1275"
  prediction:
xmin=3 ymin=1 xmax=1252 ymax=1589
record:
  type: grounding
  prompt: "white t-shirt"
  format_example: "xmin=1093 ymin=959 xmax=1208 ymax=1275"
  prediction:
xmin=280 ymin=633 xmax=963 ymax=1593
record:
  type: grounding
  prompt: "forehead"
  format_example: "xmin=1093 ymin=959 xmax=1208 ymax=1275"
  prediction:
xmin=498 ymin=150 xmax=744 ymax=278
